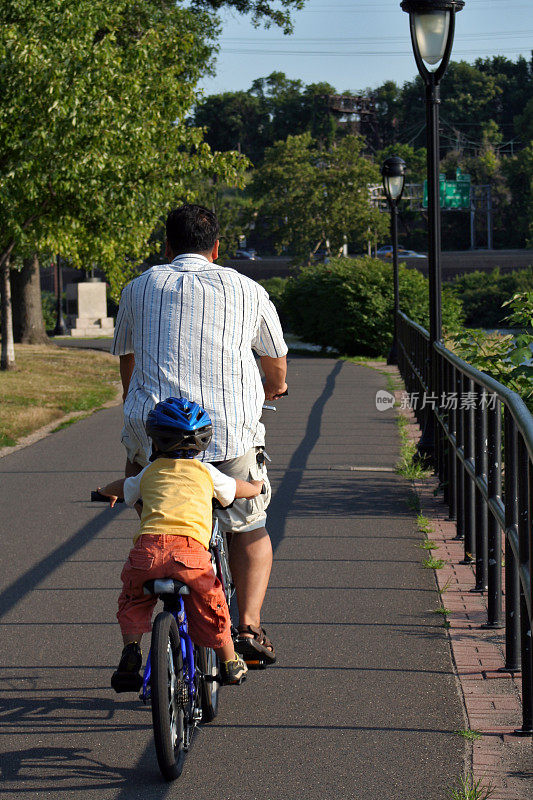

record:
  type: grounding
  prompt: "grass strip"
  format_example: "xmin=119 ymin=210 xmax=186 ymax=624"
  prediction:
xmin=0 ymin=344 xmax=119 ymax=447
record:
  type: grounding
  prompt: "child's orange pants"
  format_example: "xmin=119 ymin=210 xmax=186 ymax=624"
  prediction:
xmin=117 ymin=534 xmax=232 ymax=649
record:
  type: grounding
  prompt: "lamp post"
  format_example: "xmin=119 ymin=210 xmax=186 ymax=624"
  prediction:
xmin=382 ymin=156 xmax=406 ymax=365
xmin=53 ymin=254 xmax=66 ymax=336
xmin=401 ymin=0 xmax=464 ymax=461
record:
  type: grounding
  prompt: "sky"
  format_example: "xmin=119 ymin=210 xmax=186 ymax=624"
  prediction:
xmin=199 ymin=0 xmax=533 ymax=97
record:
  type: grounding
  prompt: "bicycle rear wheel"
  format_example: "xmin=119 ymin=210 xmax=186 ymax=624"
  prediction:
xmin=151 ymin=612 xmax=186 ymax=781
xmin=197 ymin=646 xmax=219 ymax=722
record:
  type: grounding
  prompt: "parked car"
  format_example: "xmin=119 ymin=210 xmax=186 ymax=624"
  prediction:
xmin=376 ymin=246 xmax=427 ymax=259
xmin=398 ymin=249 xmax=427 ymax=259
xmin=234 ymin=249 xmax=261 ymax=260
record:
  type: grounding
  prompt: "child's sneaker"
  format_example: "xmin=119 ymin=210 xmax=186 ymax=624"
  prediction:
xmin=219 ymin=655 xmax=248 ymax=685
xmin=111 ymin=642 xmax=143 ymax=693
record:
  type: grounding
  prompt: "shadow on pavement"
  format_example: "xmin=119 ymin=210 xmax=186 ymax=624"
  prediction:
xmin=0 ymin=507 xmax=124 ymax=621
xmin=269 ymin=360 xmax=342 ymax=551
xmin=0 ymin=694 xmax=145 ymax=735
xmin=0 ymin=745 xmax=130 ymax=790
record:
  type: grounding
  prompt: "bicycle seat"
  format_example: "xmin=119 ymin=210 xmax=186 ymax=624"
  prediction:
xmin=142 ymin=578 xmax=191 ymax=597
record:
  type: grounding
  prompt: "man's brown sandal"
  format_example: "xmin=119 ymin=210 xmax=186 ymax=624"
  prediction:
xmin=234 ymin=624 xmax=276 ymax=667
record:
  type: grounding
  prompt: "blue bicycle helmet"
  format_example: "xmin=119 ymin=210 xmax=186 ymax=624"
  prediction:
xmin=145 ymin=397 xmax=213 ymax=457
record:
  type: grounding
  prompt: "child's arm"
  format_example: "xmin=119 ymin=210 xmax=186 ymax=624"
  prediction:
xmin=234 ymin=478 xmax=264 ymax=499
xmin=205 ymin=464 xmax=263 ymax=506
xmin=98 ymin=478 xmax=126 ymax=508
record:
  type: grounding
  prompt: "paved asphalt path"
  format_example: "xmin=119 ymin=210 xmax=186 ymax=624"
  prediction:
xmin=0 ymin=354 xmax=465 ymax=799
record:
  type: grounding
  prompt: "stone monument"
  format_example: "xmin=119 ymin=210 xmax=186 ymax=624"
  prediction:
xmin=65 ymin=279 xmax=114 ymax=338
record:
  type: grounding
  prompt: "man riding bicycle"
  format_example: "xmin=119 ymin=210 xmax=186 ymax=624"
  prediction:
xmin=111 ymin=204 xmax=288 ymax=665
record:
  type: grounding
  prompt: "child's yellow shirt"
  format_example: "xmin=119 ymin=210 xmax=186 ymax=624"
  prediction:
xmin=123 ymin=458 xmax=236 ymax=548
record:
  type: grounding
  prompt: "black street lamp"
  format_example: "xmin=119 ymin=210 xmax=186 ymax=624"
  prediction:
xmin=381 ymin=156 xmax=406 ymax=366
xmin=401 ymin=0 xmax=464 ymax=461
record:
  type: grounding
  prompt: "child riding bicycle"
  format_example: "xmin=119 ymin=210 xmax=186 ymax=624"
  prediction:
xmin=98 ymin=397 xmax=264 ymax=692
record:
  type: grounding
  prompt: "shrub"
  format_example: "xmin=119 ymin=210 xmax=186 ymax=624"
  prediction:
xmin=258 ymin=276 xmax=290 ymax=328
xmin=450 ymin=267 xmax=533 ymax=328
xmin=282 ymin=256 xmax=463 ymax=357
xmin=41 ymin=290 xmax=57 ymax=331
xmin=448 ymin=291 xmax=533 ymax=412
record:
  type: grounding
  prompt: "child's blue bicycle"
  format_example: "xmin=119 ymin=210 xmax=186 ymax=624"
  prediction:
xmin=139 ymin=514 xmax=231 ymax=780
xmin=91 ymin=492 xmax=233 ymax=782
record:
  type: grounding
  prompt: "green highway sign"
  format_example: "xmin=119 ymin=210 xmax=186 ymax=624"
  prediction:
xmin=423 ymin=169 xmax=471 ymax=210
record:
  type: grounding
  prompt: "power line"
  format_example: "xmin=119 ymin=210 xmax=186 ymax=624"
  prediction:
xmin=299 ymin=2 xmax=532 ymax=10
xmin=220 ymin=47 xmax=531 ymax=57
xmin=224 ymin=31 xmax=533 ymax=44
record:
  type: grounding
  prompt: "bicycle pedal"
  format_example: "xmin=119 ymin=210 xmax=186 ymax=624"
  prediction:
xmin=203 ymin=674 xmax=222 ymax=684
xmin=244 ymin=659 xmax=267 ymax=670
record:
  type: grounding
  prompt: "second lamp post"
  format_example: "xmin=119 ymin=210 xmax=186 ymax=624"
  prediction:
xmin=401 ymin=0 xmax=464 ymax=461
xmin=382 ymin=156 xmax=406 ymax=365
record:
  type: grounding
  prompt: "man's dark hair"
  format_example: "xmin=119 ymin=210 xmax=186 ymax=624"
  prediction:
xmin=166 ymin=204 xmax=219 ymax=255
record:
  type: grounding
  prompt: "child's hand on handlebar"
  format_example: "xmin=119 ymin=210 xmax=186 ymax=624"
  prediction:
xmin=234 ymin=478 xmax=264 ymax=499
xmin=97 ymin=478 xmax=126 ymax=508
xmin=97 ymin=487 xmax=120 ymax=508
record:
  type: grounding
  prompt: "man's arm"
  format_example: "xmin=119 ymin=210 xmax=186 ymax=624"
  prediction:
xmin=261 ymin=355 xmax=288 ymax=400
xmin=119 ymin=353 xmax=135 ymax=402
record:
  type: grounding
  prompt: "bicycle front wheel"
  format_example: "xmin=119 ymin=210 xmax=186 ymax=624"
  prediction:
xmin=151 ymin=612 xmax=186 ymax=781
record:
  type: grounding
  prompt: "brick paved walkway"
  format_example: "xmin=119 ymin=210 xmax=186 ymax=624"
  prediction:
xmin=397 ymin=386 xmax=533 ymax=800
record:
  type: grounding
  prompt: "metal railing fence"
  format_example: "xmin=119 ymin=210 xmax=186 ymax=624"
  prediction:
xmin=397 ymin=310 xmax=533 ymax=735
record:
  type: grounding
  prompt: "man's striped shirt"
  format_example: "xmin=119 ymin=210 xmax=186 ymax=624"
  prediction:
xmin=111 ymin=254 xmax=287 ymax=463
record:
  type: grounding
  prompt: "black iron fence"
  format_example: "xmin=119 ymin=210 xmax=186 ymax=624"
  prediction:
xmin=397 ymin=310 xmax=533 ymax=735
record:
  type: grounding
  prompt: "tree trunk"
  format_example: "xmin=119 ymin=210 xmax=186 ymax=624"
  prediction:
xmin=12 ymin=253 xmax=50 ymax=344
xmin=1 ymin=257 xmax=16 ymax=370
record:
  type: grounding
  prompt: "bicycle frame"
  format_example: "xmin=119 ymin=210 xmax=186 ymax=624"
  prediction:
xmin=140 ymin=596 xmax=196 ymax=705
xmin=140 ymin=516 xmax=229 ymax=707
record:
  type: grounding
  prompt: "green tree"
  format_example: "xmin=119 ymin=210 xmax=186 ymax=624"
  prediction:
xmin=475 ymin=54 xmax=533 ymax=138
xmin=193 ymin=72 xmax=338 ymax=165
xmin=249 ymin=72 xmax=337 ymax=148
xmin=516 ymin=97 xmax=533 ymax=141
xmin=0 ymin=1 xmax=223 ymax=276
xmin=193 ymin=91 xmax=269 ymax=164
xmin=250 ymin=132 xmax=387 ymax=262
xmin=0 ymin=0 xmax=302 ymax=367
xmin=371 ymin=80 xmax=404 ymax=148
xmin=194 ymin=0 xmax=306 ymax=33
xmin=503 ymin=143 xmax=533 ymax=247
xmin=377 ymin=58 xmax=530 ymax=151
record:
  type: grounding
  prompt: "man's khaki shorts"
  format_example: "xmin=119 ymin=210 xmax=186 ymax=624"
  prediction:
xmin=213 ymin=447 xmax=271 ymax=533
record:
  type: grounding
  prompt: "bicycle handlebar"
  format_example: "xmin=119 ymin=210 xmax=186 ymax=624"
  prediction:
xmin=91 ymin=490 xmax=124 ymax=503
xmin=92 ymin=484 xmax=265 ymax=506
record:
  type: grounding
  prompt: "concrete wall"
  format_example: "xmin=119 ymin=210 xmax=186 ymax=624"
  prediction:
xmin=40 ymin=250 xmax=533 ymax=295
xmin=224 ymin=250 xmax=533 ymax=282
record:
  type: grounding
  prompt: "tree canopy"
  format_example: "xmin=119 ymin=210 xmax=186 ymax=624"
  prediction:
xmin=194 ymin=71 xmax=337 ymax=164
xmin=0 ymin=0 xmax=254 ymax=297
xmin=249 ymin=133 xmax=387 ymax=262
xmin=192 ymin=0 xmax=306 ymax=33
xmin=1 ymin=0 xmax=304 ymax=296
xmin=197 ymin=55 xmax=533 ymax=251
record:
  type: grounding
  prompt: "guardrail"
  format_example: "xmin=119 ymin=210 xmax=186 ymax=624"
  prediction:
xmin=397 ymin=310 xmax=533 ymax=735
